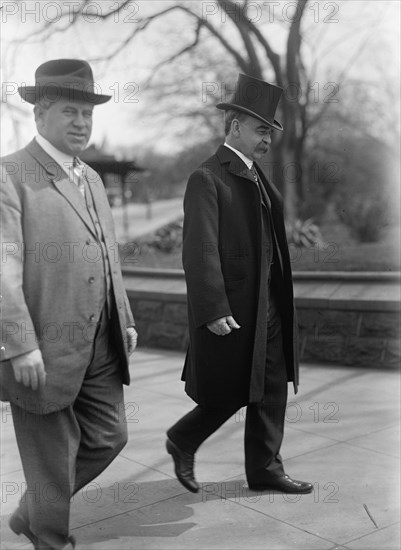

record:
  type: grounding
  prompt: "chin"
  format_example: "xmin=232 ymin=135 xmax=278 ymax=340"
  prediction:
xmin=70 ymin=144 xmax=88 ymax=155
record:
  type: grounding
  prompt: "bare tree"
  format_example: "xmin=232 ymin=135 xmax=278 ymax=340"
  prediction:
xmin=4 ymin=0 xmax=393 ymax=220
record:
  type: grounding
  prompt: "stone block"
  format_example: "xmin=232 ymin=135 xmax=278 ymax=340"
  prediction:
xmin=344 ymin=336 xmax=387 ymax=367
xmin=162 ymin=303 xmax=188 ymax=325
xmin=297 ymin=309 xmax=359 ymax=336
xmin=384 ymin=339 xmax=401 ymax=367
xmin=359 ymin=312 xmax=401 ymax=339
xmin=297 ymin=309 xmax=321 ymax=331
xmin=302 ymin=335 xmax=345 ymax=363
xmin=146 ymin=321 xmax=187 ymax=351
xmin=133 ymin=300 xmax=163 ymax=321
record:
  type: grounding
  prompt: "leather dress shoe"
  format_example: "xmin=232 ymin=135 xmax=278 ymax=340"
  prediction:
xmin=9 ymin=509 xmax=76 ymax=549
xmin=248 ymin=474 xmax=313 ymax=494
xmin=166 ymin=437 xmax=199 ymax=493
xmin=9 ymin=510 xmax=38 ymax=547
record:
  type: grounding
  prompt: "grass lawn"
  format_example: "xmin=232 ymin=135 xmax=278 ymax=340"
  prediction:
xmin=121 ymin=221 xmax=400 ymax=272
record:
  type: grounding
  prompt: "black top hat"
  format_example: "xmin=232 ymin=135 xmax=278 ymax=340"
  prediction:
xmin=216 ymin=73 xmax=283 ymax=131
xmin=18 ymin=59 xmax=111 ymax=105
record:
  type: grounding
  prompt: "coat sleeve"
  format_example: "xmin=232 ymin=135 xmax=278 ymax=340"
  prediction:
xmin=0 ymin=166 xmax=39 ymax=361
xmin=123 ymin=291 xmax=135 ymax=328
xmin=182 ymin=168 xmax=232 ymax=328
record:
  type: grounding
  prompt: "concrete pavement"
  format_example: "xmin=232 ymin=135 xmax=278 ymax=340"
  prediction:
xmin=1 ymin=349 xmax=400 ymax=549
xmin=111 ymin=198 xmax=183 ymax=242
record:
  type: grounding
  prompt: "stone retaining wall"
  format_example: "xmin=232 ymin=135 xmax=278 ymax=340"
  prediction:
xmin=124 ymin=269 xmax=400 ymax=368
xmin=132 ymin=299 xmax=189 ymax=351
xmin=297 ymin=309 xmax=400 ymax=368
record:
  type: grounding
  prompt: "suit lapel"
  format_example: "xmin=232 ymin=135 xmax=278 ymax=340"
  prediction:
xmin=53 ymin=177 xmax=96 ymax=237
xmin=26 ymin=140 xmax=96 ymax=237
xmin=84 ymin=168 xmax=111 ymax=235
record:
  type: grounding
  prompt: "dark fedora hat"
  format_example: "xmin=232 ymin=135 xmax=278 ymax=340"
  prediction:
xmin=217 ymin=73 xmax=283 ymax=131
xmin=18 ymin=59 xmax=111 ymax=105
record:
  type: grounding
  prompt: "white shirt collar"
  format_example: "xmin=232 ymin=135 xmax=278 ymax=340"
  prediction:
xmin=35 ymin=134 xmax=75 ymax=174
xmin=223 ymin=142 xmax=253 ymax=170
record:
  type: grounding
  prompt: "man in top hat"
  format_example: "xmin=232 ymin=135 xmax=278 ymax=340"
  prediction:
xmin=0 ymin=59 xmax=137 ymax=549
xmin=165 ymin=73 xmax=312 ymax=495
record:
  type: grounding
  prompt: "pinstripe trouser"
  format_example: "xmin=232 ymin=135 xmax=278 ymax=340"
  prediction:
xmin=10 ymin=306 xmax=127 ymax=549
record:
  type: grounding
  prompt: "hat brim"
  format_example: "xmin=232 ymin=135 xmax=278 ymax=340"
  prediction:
xmin=18 ymin=85 xmax=111 ymax=105
xmin=216 ymin=102 xmax=283 ymax=131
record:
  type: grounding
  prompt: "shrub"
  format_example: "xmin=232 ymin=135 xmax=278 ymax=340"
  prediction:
xmin=145 ymin=219 xmax=183 ymax=253
xmin=336 ymin=195 xmax=390 ymax=243
xmin=285 ymin=218 xmax=324 ymax=248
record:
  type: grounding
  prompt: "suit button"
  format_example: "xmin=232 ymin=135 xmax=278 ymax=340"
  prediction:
xmin=88 ymin=277 xmax=95 ymax=284
xmin=89 ymin=314 xmax=95 ymax=321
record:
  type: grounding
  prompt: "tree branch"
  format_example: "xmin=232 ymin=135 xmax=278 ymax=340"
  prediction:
xmin=308 ymin=12 xmax=385 ymax=129
xmin=142 ymin=21 xmax=203 ymax=87
xmin=218 ymin=0 xmax=262 ymax=77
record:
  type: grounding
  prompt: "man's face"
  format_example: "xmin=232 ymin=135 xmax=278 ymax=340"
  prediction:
xmin=233 ymin=115 xmax=273 ymax=160
xmin=36 ymin=98 xmax=94 ymax=156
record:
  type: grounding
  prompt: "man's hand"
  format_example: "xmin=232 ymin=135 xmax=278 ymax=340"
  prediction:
xmin=10 ymin=349 xmax=46 ymax=391
xmin=207 ymin=316 xmax=240 ymax=336
xmin=127 ymin=327 xmax=138 ymax=355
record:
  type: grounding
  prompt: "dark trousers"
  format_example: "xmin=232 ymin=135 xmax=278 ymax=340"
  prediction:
xmin=11 ymin=306 xmax=127 ymax=550
xmin=167 ymin=298 xmax=288 ymax=482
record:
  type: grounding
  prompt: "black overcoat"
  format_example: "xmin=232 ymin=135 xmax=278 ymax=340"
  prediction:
xmin=181 ymin=145 xmax=299 ymax=409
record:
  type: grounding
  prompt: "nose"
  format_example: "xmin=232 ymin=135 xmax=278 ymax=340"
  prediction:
xmin=262 ymin=134 xmax=271 ymax=145
xmin=72 ymin=111 xmax=86 ymax=127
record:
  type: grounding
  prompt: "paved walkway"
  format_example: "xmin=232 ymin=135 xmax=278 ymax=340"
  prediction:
xmin=111 ymin=198 xmax=183 ymax=242
xmin=1 ymin=349 xmax=400 ymax=550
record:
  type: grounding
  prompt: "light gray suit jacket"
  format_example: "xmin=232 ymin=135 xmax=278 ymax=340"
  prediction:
xmin=0 ymin=139 xmax=134 ymax=413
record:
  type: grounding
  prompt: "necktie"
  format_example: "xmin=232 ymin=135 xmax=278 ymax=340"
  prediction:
xmin=250 ymin=164 xmax=271 ymax=209
xmin=73 ymin=157 xmax=85 ymax=197
xmin=250 ymin=164 xmax=259 ymax=184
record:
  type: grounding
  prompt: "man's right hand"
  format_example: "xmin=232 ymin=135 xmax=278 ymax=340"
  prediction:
xmin=10 ymin=349 xmax=47 ymax=391
xmin=207 ymin=316 xmax=240 ymax=336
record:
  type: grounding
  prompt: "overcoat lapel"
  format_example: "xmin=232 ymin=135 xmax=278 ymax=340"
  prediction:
xmin=217 ymin=146 xmax=285 ymax=272
xmin=223 ymin=151 xmax=257 ymax=187
xmin=26 ymin=140 xmax=97 ymax=238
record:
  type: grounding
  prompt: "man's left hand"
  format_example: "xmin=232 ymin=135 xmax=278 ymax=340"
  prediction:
xmin=126 ymin=327 xmax=138 ymax=355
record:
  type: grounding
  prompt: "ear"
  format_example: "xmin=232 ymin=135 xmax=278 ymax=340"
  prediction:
xmin=231 ymin=119 xmax=241 ymax=136
xmin=34 ymin=105 xmax=44 ymax=128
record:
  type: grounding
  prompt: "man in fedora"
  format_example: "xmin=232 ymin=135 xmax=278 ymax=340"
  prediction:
xmin=0 ymin=59 xmax=137 ymax=549
xmin=166 ymin=73 xmax=312 ymax=495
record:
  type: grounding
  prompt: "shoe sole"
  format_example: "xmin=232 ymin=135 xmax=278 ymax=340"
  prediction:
xmin=248 ymin=484 xmax=313 ymax=494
